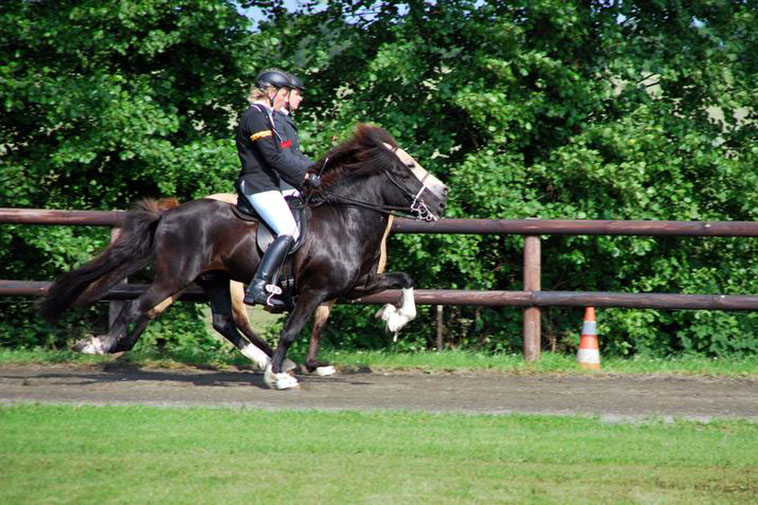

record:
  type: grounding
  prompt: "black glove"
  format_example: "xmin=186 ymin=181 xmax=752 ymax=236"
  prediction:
xmin=305 ymin=174 xmax=322 ymax=188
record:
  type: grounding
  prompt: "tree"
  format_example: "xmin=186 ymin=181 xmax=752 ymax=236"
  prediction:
xmin=2 ymin=0 xmax=758 ymax=356
xmin=0 ymin=0 xmax=256 ymax=347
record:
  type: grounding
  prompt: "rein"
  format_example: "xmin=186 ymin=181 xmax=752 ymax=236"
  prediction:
xmin=311 ymin=192 xmax=422 ymax=219
xmin=304 ymin=146 xmax=438 ymax=221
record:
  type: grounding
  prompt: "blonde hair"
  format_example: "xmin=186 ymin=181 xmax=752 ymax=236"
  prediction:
xmin=247 ymin=83 xmax=277 ymax=104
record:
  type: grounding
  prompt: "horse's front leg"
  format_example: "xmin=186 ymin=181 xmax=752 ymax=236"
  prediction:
xmin=266 ymin=290 xmax=330 ymax=390
xmin=347 ymin=272 xmax=416 ymax=335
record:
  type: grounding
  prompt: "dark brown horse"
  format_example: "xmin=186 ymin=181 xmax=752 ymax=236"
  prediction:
xmin=146 ymin=192 xmax=395 ymax=376
xmin=41 ymin=124 xmax=448 ymax=389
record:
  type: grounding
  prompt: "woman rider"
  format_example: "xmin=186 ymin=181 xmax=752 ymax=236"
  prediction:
xmin=274 ymin=72 xmax=312 ymax=195
xmin=236 ymin=68 xmax=321 ymax=309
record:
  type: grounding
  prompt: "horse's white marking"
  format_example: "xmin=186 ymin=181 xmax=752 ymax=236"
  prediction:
xmin=383 ymin=143 xmax=447 ymax=202
xmin=264 ymin=364 xmax=299 ymax=390
xmin=239 ymin=341 xmax=297 ymax=373
xmin=239 ymin=341 xmax=271 ymax=371
xmin=77 ymin=337 xmax=105 ymax=355
xmin=315 ymin=365 xmax=336 ymax=376
xmin=375 ymin=288 xmax=417 ymax=339
xmin=399 ymin=287 xmax=417 ymax=320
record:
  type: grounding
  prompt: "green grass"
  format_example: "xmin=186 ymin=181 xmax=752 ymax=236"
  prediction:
xmin=0 ymin=405 xmax=755 ymax=505
xmin=318 ymin=350 xmax=758 ymax=377
xmin=3 ymin=347 xmax=758 ymax=377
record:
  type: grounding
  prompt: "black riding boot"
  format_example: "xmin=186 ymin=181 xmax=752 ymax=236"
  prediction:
xmin=244 ymin=235 xmax=294 ymax=308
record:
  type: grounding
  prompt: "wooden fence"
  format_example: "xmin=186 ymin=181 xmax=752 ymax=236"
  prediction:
xmin=4 ymin=207 xmax=758 ymax=361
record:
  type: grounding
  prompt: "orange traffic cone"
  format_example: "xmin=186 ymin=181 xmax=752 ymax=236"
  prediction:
xmin=577 ymin=307 xmax=601 ymax=370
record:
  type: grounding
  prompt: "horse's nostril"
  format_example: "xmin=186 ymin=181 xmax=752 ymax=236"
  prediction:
xmin=440 ymin=202 xmax=446 ymax=209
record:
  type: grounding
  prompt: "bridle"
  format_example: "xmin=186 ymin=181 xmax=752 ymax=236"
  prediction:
xmin=380 ymin=164 xmax=438 ymax=222
xmin=306 ymin=147 xmax=440 ymax=222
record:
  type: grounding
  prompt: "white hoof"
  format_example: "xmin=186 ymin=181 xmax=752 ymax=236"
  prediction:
xmin=315 ymin=365 xmax=336 ymax=377
xmin=75 ymin=337 xmax=105 ymax=355
xmin=264 ymin=365 xmax=299 ymax=390
xmin=239 ymin=341 xmax=271 ymax=371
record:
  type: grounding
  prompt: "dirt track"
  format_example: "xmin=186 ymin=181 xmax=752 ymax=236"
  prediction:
xmin=1 ymin=364 xmax=756 ymax=421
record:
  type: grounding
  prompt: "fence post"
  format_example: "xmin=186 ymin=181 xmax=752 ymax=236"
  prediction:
xmin=523 ymin=235 xmax=541 ymax=361
xmin=108 ymin=226 xmax=124 ymax=330
xmin=436 ymin=305 xmax=443 ymax=351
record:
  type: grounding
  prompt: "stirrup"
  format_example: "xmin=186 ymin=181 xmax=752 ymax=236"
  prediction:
xmin=264 ymin=284 xmax=283 ymax=307
xmin=244 ymin=282 xmax=286 ymax=308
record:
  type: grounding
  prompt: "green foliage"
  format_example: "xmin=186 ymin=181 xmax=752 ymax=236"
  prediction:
xmin=2 ymin=0 xmax=758 ymax=356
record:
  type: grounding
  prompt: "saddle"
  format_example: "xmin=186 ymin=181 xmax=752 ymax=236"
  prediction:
xmin=232 ymin=192 xmax=308 ymax=255
xmin=232 ymin=191 xmax=309 ymax=312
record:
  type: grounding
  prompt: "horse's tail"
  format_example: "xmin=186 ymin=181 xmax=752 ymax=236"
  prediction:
xmin=40 ymin=198 xmax=180 ymax=323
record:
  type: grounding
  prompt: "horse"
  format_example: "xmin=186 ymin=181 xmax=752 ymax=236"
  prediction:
xmin=145 ymin=192 xmax=396 ymax=376
xmin=40 ymin=124 xmax=448 ymax=389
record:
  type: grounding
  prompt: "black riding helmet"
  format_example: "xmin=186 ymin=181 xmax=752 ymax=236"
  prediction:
xmin=255 ymin=68 xmax=291 ymax=90
xmin=287 ymin=72 xmax=306 ymax=90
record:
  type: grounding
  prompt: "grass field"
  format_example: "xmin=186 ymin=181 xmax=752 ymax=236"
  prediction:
xmin=0 ymin=404 xmax=756 ymax=505
xmin=2 ymin=347 xmax=758 ymax=377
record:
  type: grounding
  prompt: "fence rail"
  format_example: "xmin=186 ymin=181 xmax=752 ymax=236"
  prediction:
xmin=4 ymin=280 xmax=758 ymax=310
xmin=3 ymin=207 xmax=758 ymax=361
xmin=5 ymin=207 xmax=758 ymax=236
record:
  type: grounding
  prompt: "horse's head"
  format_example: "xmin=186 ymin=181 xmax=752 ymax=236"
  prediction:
xmin=380 ymin=143 xmax=448 ymax=221
xmin=316 ymin=124 xmax=448 ymax=221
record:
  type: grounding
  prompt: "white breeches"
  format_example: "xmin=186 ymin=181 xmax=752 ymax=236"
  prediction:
xmin=244 ymin=189 xmax=299 ymax=240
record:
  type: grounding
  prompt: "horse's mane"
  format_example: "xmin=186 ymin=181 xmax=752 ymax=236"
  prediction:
xmin=312 ymin=124 xmax=399 ymax=191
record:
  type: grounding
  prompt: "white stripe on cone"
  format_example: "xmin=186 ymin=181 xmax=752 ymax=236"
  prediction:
xmin=577 ymin=307 xmax=601 ymax=369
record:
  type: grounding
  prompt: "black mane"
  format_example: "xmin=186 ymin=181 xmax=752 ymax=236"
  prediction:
xmin=312 ymin=124 xmax=399 ymax=190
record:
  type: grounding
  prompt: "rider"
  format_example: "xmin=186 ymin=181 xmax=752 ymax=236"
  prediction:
xmin=274 ymin=72 xmax=312 ymax=196
xmin=236 ymin=68 xmax=321 ymax=308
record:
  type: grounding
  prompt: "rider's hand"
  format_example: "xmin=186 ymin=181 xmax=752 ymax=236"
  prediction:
xmin=305 ymin=173 xmax=322 ymax=188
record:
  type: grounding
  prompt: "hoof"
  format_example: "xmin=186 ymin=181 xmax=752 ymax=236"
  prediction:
xmin=264 ymin=365 xmax=299 ymax=390
xmin=73 ymin=337 xmax=105 ymax=355
xmin=315 ymin=365 xmax=336 ymax=377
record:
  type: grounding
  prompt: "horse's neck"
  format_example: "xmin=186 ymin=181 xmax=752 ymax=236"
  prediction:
xmin=311 ymin=202 xmax=389 ymax=257
xmin=314 ymin=173 xmax=398 ymax=251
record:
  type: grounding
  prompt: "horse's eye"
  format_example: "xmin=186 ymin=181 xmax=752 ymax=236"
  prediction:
xmin=406 ymin=162 xmax=415 ymax=168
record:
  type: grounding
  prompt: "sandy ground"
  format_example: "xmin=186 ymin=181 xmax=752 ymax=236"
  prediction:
xmin=1 ymin=363 xmax=757 ymax=421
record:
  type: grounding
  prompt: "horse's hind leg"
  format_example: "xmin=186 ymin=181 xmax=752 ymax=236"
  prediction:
xmin=306 ymin=301 xmax=336 ymax=376
xmin=74 ymin=280 xmax=186 ymax=354
xmin=229 ymin=280 xmax=274 ymax=355
xmin=107 ymin=282 xmax=191 ymax=352
xmin=195 ymin=274 xmax=274 ymax=371
xmin=73 ymin=301 xmax=131 ymax=355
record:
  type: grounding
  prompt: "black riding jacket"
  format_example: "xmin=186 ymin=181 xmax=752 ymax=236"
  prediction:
xmin=235 ymin=103 xmax=311 ymax=194
xmin=274 ymin=110 xmax=314 ymax=191
xmin=274 ymin=110 xmax=312 ymax=162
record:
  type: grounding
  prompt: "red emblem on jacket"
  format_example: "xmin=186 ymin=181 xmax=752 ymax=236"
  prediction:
xmin=281 ymin=139 xmax=292 ymax=149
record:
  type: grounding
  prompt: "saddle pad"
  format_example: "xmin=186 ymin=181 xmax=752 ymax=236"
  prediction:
xmin=232 ymin=194 xmax=307 ymax=254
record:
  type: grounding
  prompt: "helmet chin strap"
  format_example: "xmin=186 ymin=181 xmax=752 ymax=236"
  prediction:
xmin=270 ymin=88 xmax=292 ymax=110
